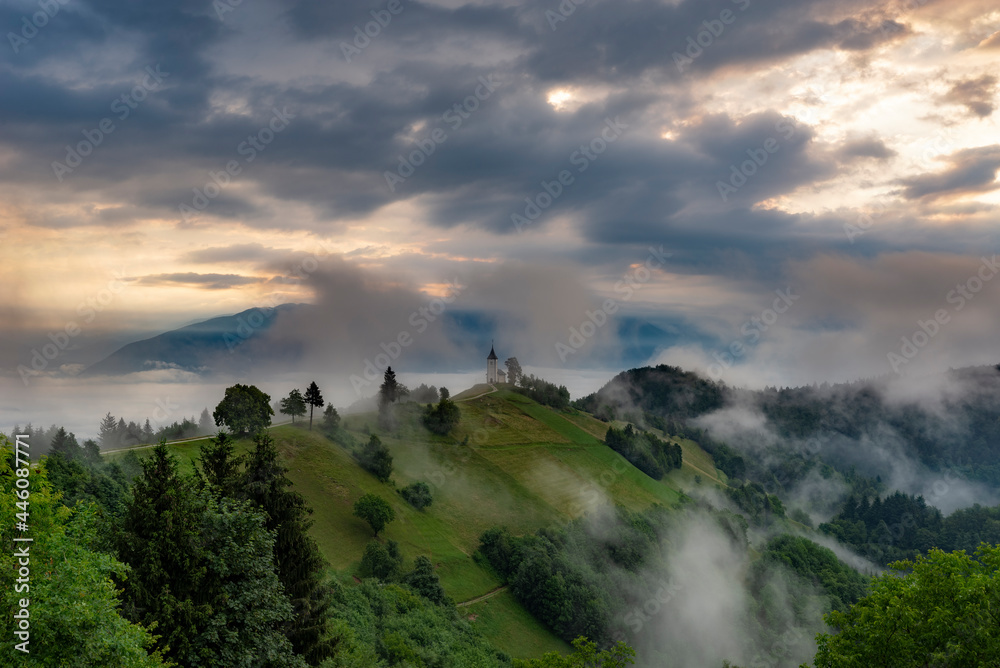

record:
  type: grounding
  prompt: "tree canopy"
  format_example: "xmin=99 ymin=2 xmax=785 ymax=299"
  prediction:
xmin=213 ymin=383 xmax=274 ymax=436
xmin=354 ymin=494 xmax=395 ymax=537
xmin=279 ymin=388 xmax=307 ymax=424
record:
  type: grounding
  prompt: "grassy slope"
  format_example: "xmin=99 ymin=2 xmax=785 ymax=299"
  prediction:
xmin=117 ymin=389 xmax=724 ymax=660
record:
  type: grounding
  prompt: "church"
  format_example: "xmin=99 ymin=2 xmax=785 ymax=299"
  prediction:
xmin=486 ymin=344 xmax=507 ymax=384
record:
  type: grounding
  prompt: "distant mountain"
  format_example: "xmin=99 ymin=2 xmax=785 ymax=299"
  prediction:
xmin=82 ymin=303 xmax=687 ymax=378
xmin=82 ymin=304 xmax=306 ymax=377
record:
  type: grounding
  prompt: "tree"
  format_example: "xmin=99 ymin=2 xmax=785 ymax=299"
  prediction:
xmin=49 ymin=427 xmax=79 ymax=460
xmin=304 ymin=381 xmax=324 ymax=431
xmin=439 ymin=387 xmax=450 ymax=400
xmin=514 ymin=637 xmax=635 ymax=667
xmin=356 ymin=434 xmax=393 ymax=482
xmin=82 ymin=438 xmax=101 ymax=466
xmin=403 ymin=556 xmax=448 ymax=605
xmin=213 ymin=383 xmax=274 ymax=436
xmin=99 ymin=412 xmax=119 ymax=448
xmin=198 ymin=408 xmax=213 ymax=433
xmin=113 ymin=441 xmax=305 ymax=666
xmin=198 ymin=431 xmax=243 ymax=499
xmin=422 ymin=396 xmax=461 ymax=435
xmin=400 ymin=482 xmax=433 ymax=510
xmin=359 ymin=539 xmax=403 ymax=581
xmin=321 ymin=404 xmax=340 ymax=434
xmin=142 ymin=418 xmax=154 ymax=444
xmin=241 ymin=431 xmax=337 ymax=663
xmin=280 ymin=389 xmax=307 ymax=424
xmin=505 ymin=357 xmax=523 ymax=386
xmin=812 ymin=545 xmax=1000 ymax=667
xmin=0 ymin=435 xmax=167 ymax=667
xmin=378 ymin=367 xmax=405 ymax=408
xmin=354 ymin=494 xmax=395 ymax=537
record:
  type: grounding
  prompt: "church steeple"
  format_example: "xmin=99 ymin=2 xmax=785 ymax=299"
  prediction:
xmin=487 ymin=341 xmax=499 ymax=382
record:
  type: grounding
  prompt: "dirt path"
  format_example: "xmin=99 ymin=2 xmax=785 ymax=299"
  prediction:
xmin=99 ymin=420 xmax=294 ymax=455
xmin=455 ymin=385 xmax=498 ymax=403
xmin=456 ymin=585 xmax=508 ymax=607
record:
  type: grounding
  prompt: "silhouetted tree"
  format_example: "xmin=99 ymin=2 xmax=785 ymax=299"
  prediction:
xmin=304 ymin=381 xmax=324 ymax=430
xmin=280 ymin=389 xmax=307 ymax=424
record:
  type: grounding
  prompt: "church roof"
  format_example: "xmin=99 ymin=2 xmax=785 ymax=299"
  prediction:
xmin=487 ymin=345 xmax=498 ymax=360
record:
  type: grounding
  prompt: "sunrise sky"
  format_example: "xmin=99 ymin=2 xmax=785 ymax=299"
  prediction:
xmin=2 ymin=0 xmax=1000 ymax=418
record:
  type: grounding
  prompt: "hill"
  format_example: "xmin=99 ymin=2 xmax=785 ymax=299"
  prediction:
xmin=118 ymin=385 xmax=722 ymax=659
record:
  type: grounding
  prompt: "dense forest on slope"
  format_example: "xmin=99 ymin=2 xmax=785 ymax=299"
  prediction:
xmin=576 ymin=364 xmax=1000 ymax=489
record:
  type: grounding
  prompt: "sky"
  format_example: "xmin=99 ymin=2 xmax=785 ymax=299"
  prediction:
xmin=1 ymin=0 xmax=1000 ymax=434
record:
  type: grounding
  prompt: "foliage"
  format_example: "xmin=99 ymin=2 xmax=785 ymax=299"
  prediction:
xmin=423 ymin=396 xmax=462 ymax=435
xmin=574 ymin=364 xmax=725 ymax=422
xmin=726 ymin=481 xmax=786 ymax=527
xmin=322 ymin=404 xmax=341 ymax=433
xmin=280 ymin=389 xmax=307 ymax=424
xmin=304 ymin=381 xmax=324 ymax=430
xmin=0 ymin=435 xmax=167 ymax=667
xmin=354 ymin=493 xmax=396 ymax=537
xmin=326 ymin=580 xmax=511 ymax=667
xmin=603 ymin=424 xmax=682 ymax=480
xmin=478 ymin=506 xmax=676 ymax=646
xmin=112 ymin=441 xmax=303 ymax=667
xmin=197 ymin=430 xmax=244 ymax=499
xmin=812 ymin=544 xmax=1000 ymax=667
xmin=403 ymin=556 xmax=450 ymax=605
xmin=400 ymin=481 xmax=433 ymax=510
xmin=359 ymin=539 xmax=404 ymax=581
xmin=409 ymin=383 xmax=440 ymax=403
xmin=513 ymin=374 xmax=571 ymax=410
xmin=514 ymin=636 xmax=635 ymax=668
xmin=355 ymin=434 xmax=393 ymax=482
xmin=754 ymin=535 xmax=869 ymax=613
xmin=240 ymin=431 xmax=336 ymax=663
xmin=505 ymin=357 xmax=523 ymax=386
xmin=213 ymin=383 xmax=274 ymax=436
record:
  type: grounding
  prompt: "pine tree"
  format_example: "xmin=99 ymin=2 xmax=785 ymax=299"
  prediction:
xmin=303 ymin=381 xmax=324 ymax=431
xmin=142 ymin=418 xmax=154 ymax=444
xmin=99 ymin=412 xmax=119 ymax=448
xmin=198 ymin=431 xmax=243 ymax=499
xmin=115 ymin=440 xmax=304 ymax=666
xmin=242 ymin=432 xmax=336 ymax=662
xmin=198 ymin=408 xmax=213 ymax=434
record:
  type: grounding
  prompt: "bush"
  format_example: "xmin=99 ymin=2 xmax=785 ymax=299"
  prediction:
xmin=356 ymin=434 xmax=393 ymax=482
xmin=422 ymin=398 xmax=461 ymax=435
xmin=400 ymin=482 xmax=433 ymax=510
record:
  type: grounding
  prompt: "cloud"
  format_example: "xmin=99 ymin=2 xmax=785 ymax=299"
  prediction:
xmin=897 ymin=145 xmax=1000 ymax=200
xmin=133 ymin=272 xmax=266 ymax=289
xmin=837 ymin=135 xmax=897 ymax=162
xmin=979 ymin=31 xmax=1000 ymax=49
xmin=941 ymin=74 xmax=998 ymax=118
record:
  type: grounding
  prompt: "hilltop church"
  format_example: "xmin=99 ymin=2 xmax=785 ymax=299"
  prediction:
xmin=486 ymin=344 xmax=507 ymax=384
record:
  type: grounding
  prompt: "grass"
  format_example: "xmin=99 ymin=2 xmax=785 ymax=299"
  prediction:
xmin=462 ymin=589 xmax=572 ymax=659
xmin=112 ymin=389 xmax=702 ymax=659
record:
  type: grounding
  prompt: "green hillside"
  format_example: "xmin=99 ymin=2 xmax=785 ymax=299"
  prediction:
xmin=113 ymin=386 xmax=724 ymax=660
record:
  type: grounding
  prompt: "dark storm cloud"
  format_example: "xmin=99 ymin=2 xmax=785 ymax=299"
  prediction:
xmin=897 ymin=145 xmax=1000 ymax=200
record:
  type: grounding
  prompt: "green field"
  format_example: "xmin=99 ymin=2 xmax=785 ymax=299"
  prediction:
xmin=118 ymin=388 xmax=720 ymax=659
